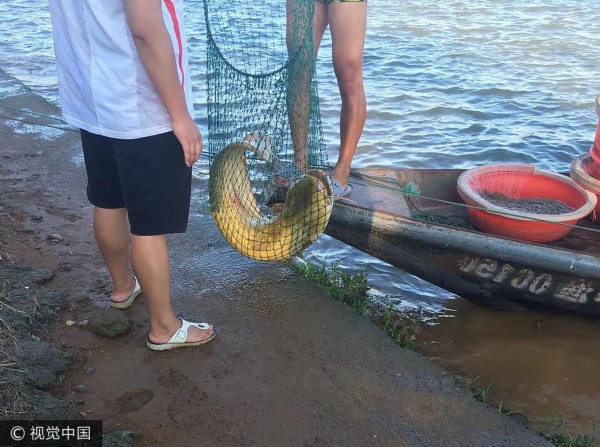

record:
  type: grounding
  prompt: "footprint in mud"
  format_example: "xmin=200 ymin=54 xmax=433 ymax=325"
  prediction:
xmin=116 ymin=389 xmax=154 ymax=413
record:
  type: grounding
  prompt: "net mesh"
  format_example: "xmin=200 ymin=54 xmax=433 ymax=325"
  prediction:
xmin=203 ymin=0 xmax=333 ymax=261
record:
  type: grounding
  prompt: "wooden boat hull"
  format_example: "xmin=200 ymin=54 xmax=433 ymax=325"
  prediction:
xmin=324 ymin=168 xmax=600 ymax=317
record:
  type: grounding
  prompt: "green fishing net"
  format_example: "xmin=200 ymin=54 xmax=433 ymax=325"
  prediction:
xmin=203 ymin=0 xmax=333 ymax=261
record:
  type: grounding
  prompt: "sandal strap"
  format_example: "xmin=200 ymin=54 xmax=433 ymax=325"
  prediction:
xmin=331 ymin=178 xmax=352 ymax=198
xmin=132 ymin=276 xmax=141 ymax=294
xmin=167 ymin=319 xmax=210 ymax=344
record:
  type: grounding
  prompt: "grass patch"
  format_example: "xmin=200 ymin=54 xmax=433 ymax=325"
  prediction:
xmin=467 ymin=376 xmax=511 ymax=410
xmin=382 ymin=305 xmax=419 ymax=349
xmin=545 ymin=416 xmax=596 ymax=447
xmin=291 ymin=259 xmax=369 ymax=309
xmin=0 ymin=214 xmax=31 ymax=417
xmin=291 ymin=259 xmax=423 ymax=349
xmin=548 ymin=433 xmax=596 ymax=447
xmin=467 ymin=376 xmax=493 ymax=404
xmin=0 ymin=212 xmax=13 ymax=263
xmin=497 ymin=401 xmax=514 ymax=415
xmin=465 ymin=379 xmax=598 ymax=446
xmin=0 ymin=280 xmax=33 ymax=418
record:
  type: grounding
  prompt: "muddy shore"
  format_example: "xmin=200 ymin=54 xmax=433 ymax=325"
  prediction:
xmin=0 ymin=69 xmax=555 ymax=446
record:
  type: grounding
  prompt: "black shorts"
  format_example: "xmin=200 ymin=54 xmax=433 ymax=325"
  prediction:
xmin=80 ymin=130 xmax=192 ymax=236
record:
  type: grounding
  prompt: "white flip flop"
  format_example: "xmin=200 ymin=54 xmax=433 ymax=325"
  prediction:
xmin=110 ymin=276 xmax=143 ymax=309
xmin=146 ymin=319 xmax=216 ymax=351
xmin=331 ymin=178 xmax=352 ymax=200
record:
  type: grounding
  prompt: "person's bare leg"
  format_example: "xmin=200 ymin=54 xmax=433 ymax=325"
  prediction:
xmin=328 ymin=2 xmax=367 ymax=189
xmin=312 ymin=2 xmax=329 ymax=51
xmin=286 ymin=0 xmax=328 ymax=172
xmin=130 ymin=234 xmax=213 ymax=344
xmin=93 ymin=207 xmax=136 ymax=302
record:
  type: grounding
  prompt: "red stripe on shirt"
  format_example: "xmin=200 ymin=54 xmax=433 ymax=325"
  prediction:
xmin=163 ymin=0 xmax=185 ymax=92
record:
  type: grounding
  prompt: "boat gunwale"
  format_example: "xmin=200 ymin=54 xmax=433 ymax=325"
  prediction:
xmin=330 ymin=189 xmax=600 ymax=281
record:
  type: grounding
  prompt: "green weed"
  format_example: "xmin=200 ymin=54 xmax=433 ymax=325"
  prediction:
xmin=497 ymin=401 xmax=514 ymax=415
xmin=291 ymin=259 xmax=369 ymax=307
xmin=382 ymin=305 xmax=418 ymax=349
xmin=546 ymin=415 xmax=596 ymax=447
xmin=291 ymin=259 xmax=422 ymax=350
xmin=467 ymin=376 xmax=492 ymax=404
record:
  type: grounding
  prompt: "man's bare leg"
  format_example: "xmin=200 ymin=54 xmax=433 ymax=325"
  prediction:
xmin=286 ymin=1 xmax=328 ymax=172
xmin=93 ymin=207 xmax=212 ymax=343
xmin=93 ymin=207 xmax=136 ymax=302
xmin=312 ymin=2 xmax=329 ymax=55
xmin=328 ymin=2 xmax=367 ymax=189
xmin=286 ymin=1 xmax=366 ymax=187
xmin=130 ymin=234 xmax=213 ymax=344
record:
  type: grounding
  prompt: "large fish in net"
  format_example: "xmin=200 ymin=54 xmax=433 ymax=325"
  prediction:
xmin=209 ymin=141 xmax=333 ymax=261
xmin=203 ymin=0 xmax=332 ymax=260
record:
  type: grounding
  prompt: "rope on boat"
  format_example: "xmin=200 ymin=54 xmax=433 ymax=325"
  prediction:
xmin=349 ymin=172 xmax=600 ymax=236
xmin=2 ymin=103 xmax=600 ymax=237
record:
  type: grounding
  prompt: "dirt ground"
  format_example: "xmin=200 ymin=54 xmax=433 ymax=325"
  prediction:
xmin=0 ymin=69 xmax=556 ymax=446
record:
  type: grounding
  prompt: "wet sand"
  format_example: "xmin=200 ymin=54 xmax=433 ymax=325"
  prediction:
xmin=0 ymin=69 xmax=555 ymax=446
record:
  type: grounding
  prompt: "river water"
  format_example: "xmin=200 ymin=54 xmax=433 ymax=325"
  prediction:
xmin=1 ymin=0 xmax=599 ymax=439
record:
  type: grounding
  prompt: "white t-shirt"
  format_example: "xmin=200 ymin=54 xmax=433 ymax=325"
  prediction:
xmin=49 ymin=0 xmax=194 ymax=139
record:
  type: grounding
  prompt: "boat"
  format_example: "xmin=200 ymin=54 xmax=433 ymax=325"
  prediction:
xmin=323 ymin=168 xmax=600 ymax=317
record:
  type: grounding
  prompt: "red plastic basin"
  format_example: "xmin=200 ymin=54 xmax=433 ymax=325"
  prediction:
xmin=457 ymin=164 xmax=598 ymax=243
xmin=570 ymin=154 xmax=600 ymax=223
xmin=590 ymin=144 xmax=600 ymax=178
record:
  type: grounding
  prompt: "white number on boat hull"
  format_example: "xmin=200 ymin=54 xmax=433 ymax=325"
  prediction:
xmin=458 ymin=256 xmax=598 ymax=304
xmin=554 ymin=280 xmax=595 ymax=304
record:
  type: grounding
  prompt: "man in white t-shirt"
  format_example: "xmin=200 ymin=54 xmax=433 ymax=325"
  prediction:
xmin=49 ymin=0 xmax=216 ymax=350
